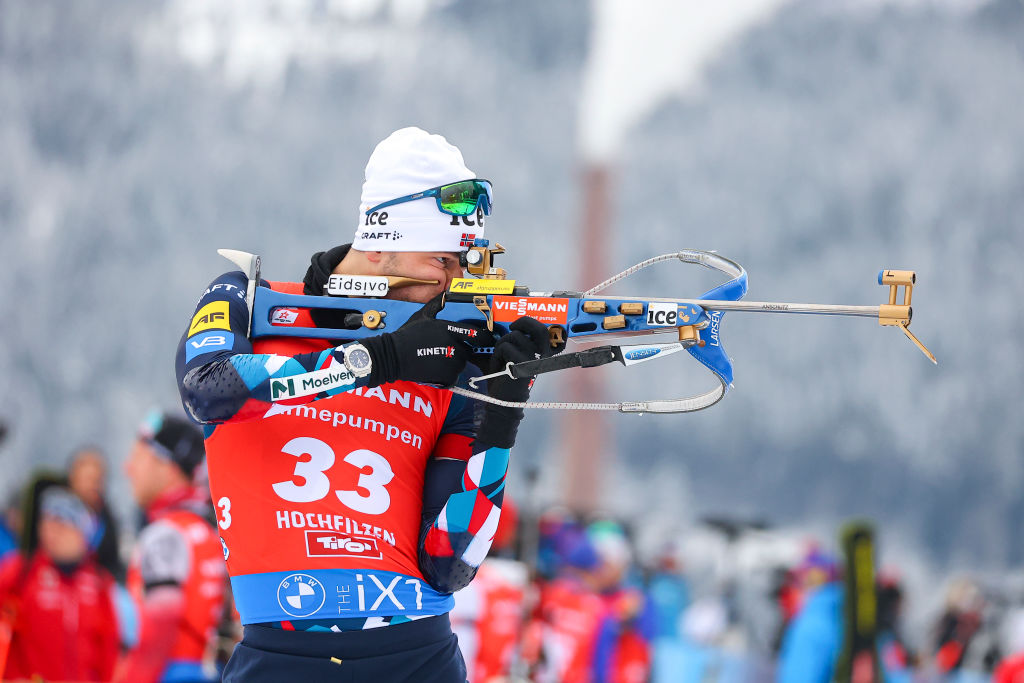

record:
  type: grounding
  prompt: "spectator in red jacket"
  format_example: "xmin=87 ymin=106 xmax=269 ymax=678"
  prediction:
xmin=451 ymin=497 xmax=530 ymax=682
xmin=115 ymin=410 xmax=227 ymax=683
xmin=0 ymin=486 xmax=119 ymax=681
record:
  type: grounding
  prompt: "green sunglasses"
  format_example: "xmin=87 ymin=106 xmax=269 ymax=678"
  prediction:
xmin=364 ymin=179 xmax=493 ymax=217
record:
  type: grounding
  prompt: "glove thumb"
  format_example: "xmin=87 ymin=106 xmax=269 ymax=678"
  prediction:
xmin=405 ymin=292 xmax=445 ymax=325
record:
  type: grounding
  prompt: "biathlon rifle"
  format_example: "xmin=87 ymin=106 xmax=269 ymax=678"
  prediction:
xmin=218 ymin=240 xmax=935 ymax=415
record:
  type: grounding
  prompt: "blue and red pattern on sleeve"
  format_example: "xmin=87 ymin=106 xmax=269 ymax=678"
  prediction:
xmin=175 ymin=271 xmax=364 ymax=425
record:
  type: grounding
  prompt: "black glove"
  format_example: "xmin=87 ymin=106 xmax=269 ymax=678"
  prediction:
xmin=361 ymin=295 xmax=492 ymax=387
xmin=474 ymin=317 xmax=565 ymax=449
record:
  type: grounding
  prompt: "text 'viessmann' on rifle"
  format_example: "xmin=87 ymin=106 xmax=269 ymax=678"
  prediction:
xmin=218 ymin=240 xmax=936 ymax=415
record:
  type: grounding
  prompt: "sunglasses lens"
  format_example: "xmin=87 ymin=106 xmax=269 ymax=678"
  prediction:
xmin=439 ymin=180 xmax=492 ymax=216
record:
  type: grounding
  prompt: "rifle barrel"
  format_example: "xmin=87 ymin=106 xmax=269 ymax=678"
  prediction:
xmin=594 ymin=295 xmax=880 ymax=318
xmin=688 ymin=300 xmax=880 ymax=317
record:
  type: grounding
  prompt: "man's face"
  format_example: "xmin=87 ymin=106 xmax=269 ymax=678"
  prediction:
xmin=380 ymin=251 xmax=464 ymax=303
xmin=124 ymin=438 xmax=172 ymax=507
xmin=69 ymin=450 xmax=105 ymax=509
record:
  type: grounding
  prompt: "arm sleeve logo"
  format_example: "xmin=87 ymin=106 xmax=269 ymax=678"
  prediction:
xmin=188 ymin=301 xmax=231 ymax=336
xmin=185 ymin=331 xmax=234 ymax=362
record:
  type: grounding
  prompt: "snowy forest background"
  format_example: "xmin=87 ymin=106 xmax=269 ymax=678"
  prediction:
xmin=1 ymin=0 xmax=1022 ymax=621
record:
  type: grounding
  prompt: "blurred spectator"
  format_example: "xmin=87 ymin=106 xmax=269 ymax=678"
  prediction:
xmin=994 ymin=608 xmax=1024 ymax=683
xmin=19 ymin=470 xmax=68 ymax=556
xmin=777 ymin=547 xmax=918 ymax=683
xmin=524 ymin=516 xmax=652 ymax=683
xmin=771 ymin=565 xmax=803 ymax=654
xmin=648 ymin=540 xmax=692 ymax=683
xmin=66 ymin=448 xmax=136 ymax=651
xmin=647 ymin=541 xmax=690 ymax=641
xmin=0 ymin=421 xmax=15 ymax=559
xmin=587 ymin=520 xmax=653 ymax=683
xmin=535 ymin=506 xmax=578 ymax=580
xmin=451 ymin=497 xmax=530 ymax=682
xmin=933 ymin=577 xmax=986 ymax=674
xmin=524 ymin=516 xmax=606 ymax=682
xmin=0 ymin=492 xmax=21 ymax=560
xmin=776 ymin=551 xmax=842 ymax=683
xmin=69 ymin=445 xmax=125 ymax=580
xmin=0 ymin=526 xmax=14 ymax=560
xmin=877 ymin=571 xmax=915 ymax=676
xmin=115 ymin=410 xmax=227 ymax=683
xmin=0 ymin=486 xmax=120 ymax=681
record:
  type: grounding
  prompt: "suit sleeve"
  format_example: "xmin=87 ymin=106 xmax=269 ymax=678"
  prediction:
xmin=417 ymin=371 xmax=509 ymax=593
xmin=175 ymin=271 xmax=364 ymax=424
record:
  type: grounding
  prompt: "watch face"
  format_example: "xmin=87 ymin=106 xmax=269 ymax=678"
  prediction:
xmin=348 ymin=347 xmax=371 ymax=370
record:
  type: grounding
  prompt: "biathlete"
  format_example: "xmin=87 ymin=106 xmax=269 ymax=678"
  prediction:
xmin=175 ymin=127 xmax=560 ymax=681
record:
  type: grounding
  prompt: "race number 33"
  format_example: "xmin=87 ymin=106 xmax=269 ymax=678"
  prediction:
xmin=272 ymin=437 xmax=394 ymax=515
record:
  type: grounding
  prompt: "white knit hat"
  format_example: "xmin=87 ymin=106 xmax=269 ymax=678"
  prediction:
xmin=353 ymin=127 xmax=487 ymax=252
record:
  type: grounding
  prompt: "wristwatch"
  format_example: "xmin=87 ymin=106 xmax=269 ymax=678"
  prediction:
xmin=342 ymin=343 xmax=373 ymax=379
